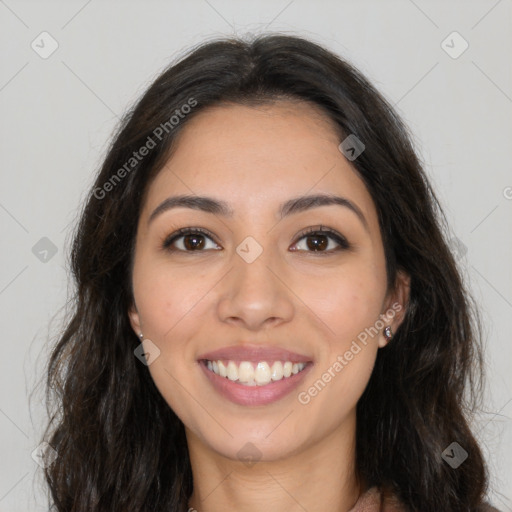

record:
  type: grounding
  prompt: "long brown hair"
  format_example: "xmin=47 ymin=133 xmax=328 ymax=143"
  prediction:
xmin=43 ymin=33 xmax=490 ymax=511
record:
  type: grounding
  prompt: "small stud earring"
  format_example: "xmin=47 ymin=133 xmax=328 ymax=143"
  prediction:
xmin=383 ymin=326 xmax=393 ymax=340
xmin=139 ymin=333 xmax=144 ymax=340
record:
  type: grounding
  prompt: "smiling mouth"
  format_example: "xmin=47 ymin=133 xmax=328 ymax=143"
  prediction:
xmin=201 ymin=359 xmax=310 ymax=386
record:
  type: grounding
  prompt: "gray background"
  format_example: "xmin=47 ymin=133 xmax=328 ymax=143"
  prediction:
xmin=0 ymin=1 xmax=511 ymax=510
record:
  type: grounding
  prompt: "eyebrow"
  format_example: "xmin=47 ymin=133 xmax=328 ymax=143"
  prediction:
xmin=148 ymin=193 xmax=369 ymax=231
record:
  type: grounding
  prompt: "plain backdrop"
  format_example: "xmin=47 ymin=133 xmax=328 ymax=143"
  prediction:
xmin=0 ymin=1 xmax=511 ymax=510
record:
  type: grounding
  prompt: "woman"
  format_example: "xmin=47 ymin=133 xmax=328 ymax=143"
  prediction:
xmin=43 ymin=34 xmax=499 ymax=511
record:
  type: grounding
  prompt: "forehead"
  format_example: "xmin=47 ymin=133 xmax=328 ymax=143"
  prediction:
xmin=142 ymin=100 xmax=377 ymax=227
xmin=170 ymin=99 xmax=342 ymax=167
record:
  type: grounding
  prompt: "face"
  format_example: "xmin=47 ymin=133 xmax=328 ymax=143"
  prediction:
xmin=129 ymin=100 xmax=409 ymax=464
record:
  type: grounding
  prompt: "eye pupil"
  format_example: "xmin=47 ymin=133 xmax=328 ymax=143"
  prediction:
xmin=306 ymin=234 xmax=328 ymax=251
xmin=184 ymin=234 xmax=205 ymax=250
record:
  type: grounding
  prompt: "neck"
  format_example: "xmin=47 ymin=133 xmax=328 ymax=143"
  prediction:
xmin=186 ymin=415 xmax=363 ymax=512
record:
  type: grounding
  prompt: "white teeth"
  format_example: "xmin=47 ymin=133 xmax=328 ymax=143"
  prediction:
xmin=271 ymin=361 xmax=283 ymax=381
xmin=218 ymin=360 xmax=227 ymax=377
xmin=206 ymin=359 xmax=306 ymax=386
xmin=254 ymin=362 xmax=271 ymax=385
xmin=227 ymin=361 xmax=238 ymax=381
xmin=238 ymin=361 xmax=254 ymax=383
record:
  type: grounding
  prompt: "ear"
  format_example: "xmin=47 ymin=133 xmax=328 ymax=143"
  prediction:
xmin=378 ymin=269 xmax=410 ymax=348
xmin=128 ymin=303 xmax=142 ymax=337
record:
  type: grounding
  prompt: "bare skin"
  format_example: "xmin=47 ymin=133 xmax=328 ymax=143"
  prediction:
xmin=129 ymin=100 xmax=410 ymax=512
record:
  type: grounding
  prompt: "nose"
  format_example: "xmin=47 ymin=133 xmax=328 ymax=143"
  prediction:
xmin=216 ymin=245 xmax=295 ymax=332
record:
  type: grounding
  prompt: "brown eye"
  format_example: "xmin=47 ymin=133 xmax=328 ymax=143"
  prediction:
xmin=291 ymin=227 xmax=350 ymax=253
xmin=162 ymin=228 xmax=221 ymax=252
xmin=304 ymin=233 xmax=329 ymax=251
xmin=182 ymin=233 xmax=206 ymax=250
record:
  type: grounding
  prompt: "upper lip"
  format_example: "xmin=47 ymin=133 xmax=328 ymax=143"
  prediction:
xmin=198 ymin=343 xmax=312 ymax=363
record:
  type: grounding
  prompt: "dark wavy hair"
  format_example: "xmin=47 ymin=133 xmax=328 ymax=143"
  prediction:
xmin=42 ymin=33 xmax=492 ymax=511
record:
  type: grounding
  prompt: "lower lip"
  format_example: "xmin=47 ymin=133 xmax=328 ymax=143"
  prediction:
xmin=199 ymin=360 xmax=313 ymax=406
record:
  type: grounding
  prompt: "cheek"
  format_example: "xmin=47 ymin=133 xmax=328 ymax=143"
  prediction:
xmin=132 ymin=257 xmax=213 ymax=340
xmin=132 ymin=258 xmax=209 ymax=424
xmin=296 ymin=277 xmax=382 ymax=427
xmin=295 ymin=264 xmax=386 ymax=347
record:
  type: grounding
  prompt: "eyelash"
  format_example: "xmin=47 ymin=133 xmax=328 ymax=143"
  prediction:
xmin=161 ymin=225 xmax=351 ymax=254
xmin=292 ymin=226 xmax=351 ymax=253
